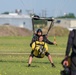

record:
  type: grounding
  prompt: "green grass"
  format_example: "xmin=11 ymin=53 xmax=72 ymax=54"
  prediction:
xmin=0 ymin=36 xmax=68 ymax=75
xmin=0 ymin=55 xmax=63 ymax=75
xmin=0 ymin=36 xmax=32 ymax=53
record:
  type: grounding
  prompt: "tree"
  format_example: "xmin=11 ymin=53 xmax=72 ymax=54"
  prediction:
xmin=1 ymin=12 xmax=9 ymax=14
xmin=57 ymin=13 xmax=75 ymax=18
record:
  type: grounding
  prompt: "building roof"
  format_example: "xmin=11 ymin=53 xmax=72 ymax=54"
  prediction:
xmin=0 ymin=13 xmax=31 ymax=18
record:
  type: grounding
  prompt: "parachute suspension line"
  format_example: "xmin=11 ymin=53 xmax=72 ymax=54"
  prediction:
xmin=20 ymin=0 xmax=25 ymax=7
xmin=32 ymin=18 xmax=35 ymax=35
xmin=46 ymin=20 xmax=54 ymax=36
xmin=45 ymin=18 xmax=57 ymax=46
xmin=19 ymin=0 xmax=26 ymax=10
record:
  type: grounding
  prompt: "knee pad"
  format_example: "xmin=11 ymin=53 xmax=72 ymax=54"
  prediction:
xmin=45 ymin=52 xmax=50 ymax=56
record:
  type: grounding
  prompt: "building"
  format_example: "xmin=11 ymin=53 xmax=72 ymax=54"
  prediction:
xmin=54 ymin=18 xmax=76 ymax=30
xmin=0 ymin=13 xmax=33 ymax=30
xmin=47 ymin=18 xmax=76 ymax=31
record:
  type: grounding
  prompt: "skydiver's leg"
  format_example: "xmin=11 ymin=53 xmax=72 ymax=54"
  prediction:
xmin=28 ymin=56 xmax=33 ymax=67
xmin=45 ymin=52 xmax=56 ymax=67
xmin=28 ymin=50 xmax=34 ymax=67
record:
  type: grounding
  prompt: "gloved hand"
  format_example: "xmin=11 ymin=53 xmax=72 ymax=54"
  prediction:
xmin=51 ymin=63 xmax=56 ymax=67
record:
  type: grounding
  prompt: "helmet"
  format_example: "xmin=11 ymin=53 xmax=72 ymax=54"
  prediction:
xmin=37 ymin=29 xmax=42 ymax=33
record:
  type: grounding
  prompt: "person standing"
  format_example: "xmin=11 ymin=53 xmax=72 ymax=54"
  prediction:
xmin=63 ymin=29 xmax=76 ymax=75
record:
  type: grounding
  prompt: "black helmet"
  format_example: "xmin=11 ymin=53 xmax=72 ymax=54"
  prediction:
xmin=37 ymin=29 xmax=42 ymax=33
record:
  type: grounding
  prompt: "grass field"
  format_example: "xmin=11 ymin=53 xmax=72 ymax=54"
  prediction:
xmin=0 ymin=36 xmax=68 ymax=75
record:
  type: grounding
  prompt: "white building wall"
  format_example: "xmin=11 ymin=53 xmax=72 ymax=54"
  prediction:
xmin=70 ymin=20 xmax=76 ymax=28
xmin=54 ymin=19 xmax=70 ymax=28
xmin=53 ymin=18 xmax=76 ymax=30
xmin=0 ymin=14 xmax=33 ymax=30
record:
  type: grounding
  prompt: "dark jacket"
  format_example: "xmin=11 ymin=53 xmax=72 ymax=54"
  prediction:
xmin=30 ymin=34 xmax=54 ymax=47
xmin=66 ymin=29 xmax=76 ymax=56
xmin=65 ymin=29 xmax=76 ymax=71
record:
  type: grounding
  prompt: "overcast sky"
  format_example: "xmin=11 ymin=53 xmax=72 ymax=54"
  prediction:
xmin=0 ymin=0 xmax=76 ymax=17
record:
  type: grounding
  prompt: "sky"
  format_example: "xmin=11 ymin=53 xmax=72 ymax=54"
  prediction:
xmin=0 ymin=0 xmax=76 ymax=17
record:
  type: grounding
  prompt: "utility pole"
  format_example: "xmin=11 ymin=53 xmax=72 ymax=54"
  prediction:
xmin=26 ymin=9 xmax=34 ymax=16
xmin=26 ymin=10 xmax=31 ymax=15
xmin=42 ymin=9 xmax=47 ymax=17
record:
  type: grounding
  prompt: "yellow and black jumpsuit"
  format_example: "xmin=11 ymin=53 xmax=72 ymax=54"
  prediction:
xmin=30 ymin=41 xmax=49 ymax=58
